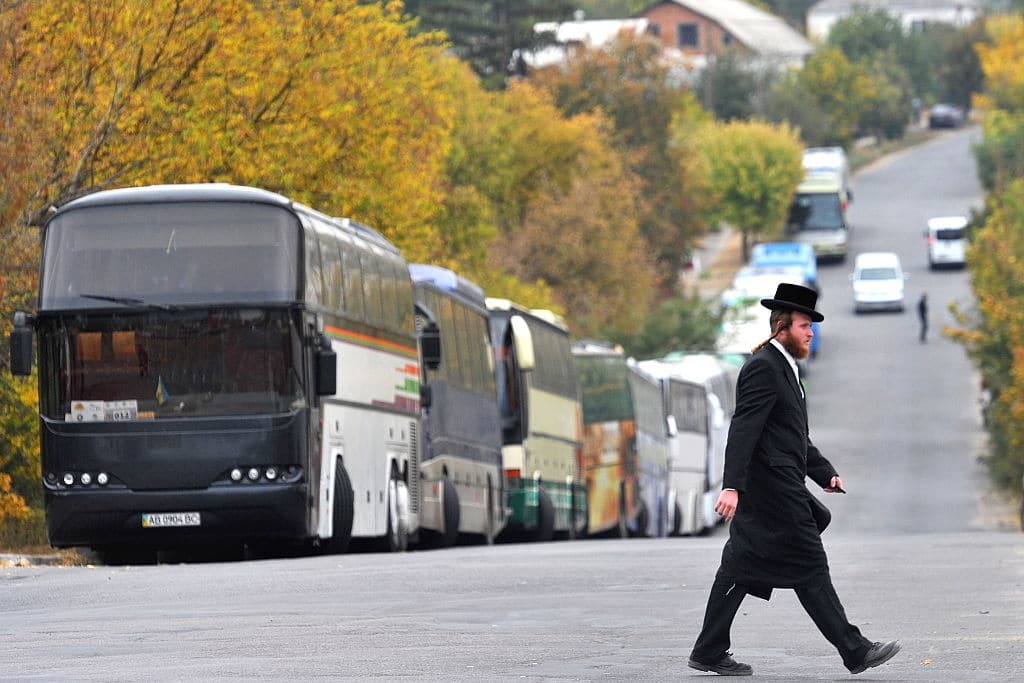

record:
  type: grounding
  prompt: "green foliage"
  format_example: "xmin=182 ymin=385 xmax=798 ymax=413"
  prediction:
xmin=405 ymin=0 xmax=576 ymax=89
xmin=697 ymin=49 xmax=765 ymax=122
xmin=695 ymin=119 xmax=805 ymax=258
xmin=618 ymin=293 xmax=723 ymax=360
xmin=974 ymin=110 xmax=1024 ymax=193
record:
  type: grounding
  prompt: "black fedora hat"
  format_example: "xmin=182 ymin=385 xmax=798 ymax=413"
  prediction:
xmin=761 ymin=282 xmax=824 ymax=322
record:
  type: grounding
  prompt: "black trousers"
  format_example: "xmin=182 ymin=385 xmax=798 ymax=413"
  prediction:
xmin=690 ymin=564 xmax=873 ymax=671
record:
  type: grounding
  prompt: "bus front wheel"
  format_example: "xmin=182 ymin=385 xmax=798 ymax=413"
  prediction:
xmin=322 ymin=461 xmax=354 ymax=554
xmin=534 ymin=488 xmax=555 ymax=542
xmin=384 ymin=476 xmax=409 ymax=553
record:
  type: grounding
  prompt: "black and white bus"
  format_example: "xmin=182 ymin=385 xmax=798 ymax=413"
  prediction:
xmin=10 ymin=184 xmax=438 ymax=559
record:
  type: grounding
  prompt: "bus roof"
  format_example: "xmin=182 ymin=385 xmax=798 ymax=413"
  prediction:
xmin=485 ymin=298 xmax=570 ymax=333
xmin=571 ymin=339 xmax=624 ymax=356
xmin=51 ymin=183 xmax=401 ymax=254
xmin=409 ymin=263 xmax=485 ymax=303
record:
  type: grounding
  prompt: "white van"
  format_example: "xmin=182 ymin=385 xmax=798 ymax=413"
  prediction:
xmin=786 ymin=174 xmax=849 ymax=262
xmin=851 ymin=252 xmax=906 ymax=313
xmin=925 ymin=216 xmax=967 ymax=269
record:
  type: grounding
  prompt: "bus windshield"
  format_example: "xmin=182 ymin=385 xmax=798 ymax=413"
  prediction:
xmin=38 ymin=308 xmax=305 ymax=420
xmin=41 ymin=202 xmax=300 ymax=310
xmin=787 ymin=192 xmax=843 ymax=232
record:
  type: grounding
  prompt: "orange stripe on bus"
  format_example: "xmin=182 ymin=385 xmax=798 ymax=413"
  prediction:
xmin=324 ymin=325 xmax=418 ymax=356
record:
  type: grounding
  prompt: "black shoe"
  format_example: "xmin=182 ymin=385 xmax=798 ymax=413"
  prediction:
xmin=849 ymin=640 xmax=901 ymax=675
xmin=687 ymin=652 xmax=753 ymax=676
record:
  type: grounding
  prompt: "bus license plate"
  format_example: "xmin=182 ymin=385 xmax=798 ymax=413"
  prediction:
xmin=142 ymin=512 xmax=201 ymax=528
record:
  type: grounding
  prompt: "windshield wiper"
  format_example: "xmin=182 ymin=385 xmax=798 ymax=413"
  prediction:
xmin=77 ymin=293 xmax=178 ymax=311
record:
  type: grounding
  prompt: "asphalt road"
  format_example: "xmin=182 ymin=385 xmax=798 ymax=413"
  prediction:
xmin=2 ymin=128 xmax=1022 ymax=681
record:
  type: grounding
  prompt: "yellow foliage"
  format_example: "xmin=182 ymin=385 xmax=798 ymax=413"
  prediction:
xmin=976 ymin=15 xmax=1024 ymax=114
xmin=696 ymin=119 xmax=804 ymax=248
xmin=0 ymin=473 xmax=30 ymax=525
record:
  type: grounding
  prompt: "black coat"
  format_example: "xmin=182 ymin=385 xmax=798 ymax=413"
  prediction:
xmin=720 ymin=343 xmax=838 ymax=600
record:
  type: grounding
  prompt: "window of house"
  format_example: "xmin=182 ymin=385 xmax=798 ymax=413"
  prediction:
xmin=677 ymin=22 xmax=699 ymax=48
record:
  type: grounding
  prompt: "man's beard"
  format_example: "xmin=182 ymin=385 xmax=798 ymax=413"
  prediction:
xmin=781 ymin=333 xmax=810 ymax=360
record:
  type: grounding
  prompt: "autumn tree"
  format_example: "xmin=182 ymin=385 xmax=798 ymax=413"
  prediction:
xmin=532 ymin=34 xmax=712 ymax=292
xmin=694 ymin=119 xmax=804 ymax=260
xmin=794 ymin=47 xmax=876 ymax=147
xmin=950 ymin=14 xmax=1024 ymax=495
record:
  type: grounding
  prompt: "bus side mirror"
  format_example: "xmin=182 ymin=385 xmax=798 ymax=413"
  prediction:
xmin=315 ymin=333 xmax=336 ymax=396
xmin=10 ymin=312 xmax=34 ymax=376
xmin=509 ymin=315 xmax=534 ymax=371
xmin=419 ymin=322 xmax=441 ymax=371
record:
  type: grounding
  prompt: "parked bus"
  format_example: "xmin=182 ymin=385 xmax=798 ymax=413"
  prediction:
xmin=9 ymin=184 xmax=439 ymax=560
xmin=570 ymin=340 xmax=640 ymax=537
xmin=487 ymin=300 xmax=585 ymax=541
xmin=625 ymin=361 xmax=673 ymax=538
xmin=410 ymin=264 xmax=506 ymax=546
xmin=638 ymin=354 xmax=734 ymax=535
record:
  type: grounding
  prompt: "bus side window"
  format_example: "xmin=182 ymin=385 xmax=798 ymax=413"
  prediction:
xmin=304 ymin=229 xmax=324 ymax=306
xmin=359 ymin=249 xmax=384 ymax=326
xmin=342 ymin=242 xmax=365 ymax=320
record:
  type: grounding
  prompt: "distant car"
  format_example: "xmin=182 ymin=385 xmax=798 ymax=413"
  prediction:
xmin=721 ymin=264 xmax=807 ymax=309
xmin=851 ymin=252 xmax=906 ymax=313
xmin=925 ymin=216 xmax=968 ymax=269
xmin=928 ymin=103 xmax=965 ymax=129
xmin=750 ymin=242 xmax=818 ymax=288
xmin=719 ymin=264 xmax=821 ymax=359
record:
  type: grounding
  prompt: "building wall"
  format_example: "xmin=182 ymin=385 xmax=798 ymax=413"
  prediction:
xmin=639 ymin=3 xmax=748 ymax=58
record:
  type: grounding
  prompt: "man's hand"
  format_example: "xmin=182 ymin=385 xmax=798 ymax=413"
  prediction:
xmin=715 ymin=488 xmax=739 ymax=521
xmin=824 ymin=475 xmax=846 ymax=493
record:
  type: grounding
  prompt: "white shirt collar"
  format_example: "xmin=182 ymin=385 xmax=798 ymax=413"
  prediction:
xmin=770 ymin=338 xmax=803 ymax=396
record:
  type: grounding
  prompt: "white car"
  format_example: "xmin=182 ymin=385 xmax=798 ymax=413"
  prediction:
xmin=720 ymin=264 xmax=807 ymax=308
xmin=925 ymin=216 xmax=967 ymax=269
xmin=851 ymin=252 xmax=906 ymax=313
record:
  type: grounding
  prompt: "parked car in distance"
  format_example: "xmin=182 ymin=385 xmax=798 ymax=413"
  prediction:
xmin=928 ymin=103 xmax=965 ymax=129
xmin=750 ymin=241 xmax=818 ymax=288
xmin=851 ymin=252 xmax=907 ymax=313
xmin=925 ymin=215 xmax=968 ymax=269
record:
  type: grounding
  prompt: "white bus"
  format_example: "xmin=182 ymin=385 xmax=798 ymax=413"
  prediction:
xmin=625 ymin=361 xmax=673 ymax=537
xmin=638 ymin=353 xmax=735 ymax=535
xmin=487 ymin=300 xmax=585 ymax=541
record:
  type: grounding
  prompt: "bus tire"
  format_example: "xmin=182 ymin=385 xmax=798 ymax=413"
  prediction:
xmin=534 ymin=487 xmax=555 ymax=542
xmin=323 ymin=461 xmax=354 ymax=554
xmin=439 ymin=477 xmax=460 ymax=548
xmin=671 ymin=501 xmax=683 ymax=536
xmin=384 ymin=476 xmax=409 ymax=553
xmin=631 ymin=499 xmax=650 ymax=538
xmin=483 ymin=480 xmax=497 ymax=546
xmin=616 ymin=483 xmax=629 ymax=538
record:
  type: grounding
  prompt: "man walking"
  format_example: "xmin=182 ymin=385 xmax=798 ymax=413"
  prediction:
xmin=688 ymin=283 xmax=900 ymax=677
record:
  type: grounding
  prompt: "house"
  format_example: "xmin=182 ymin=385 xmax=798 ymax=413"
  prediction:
xmin=519 ymin=18 xmax=650 ymax=70
xmin=636 ymin=0 xmax=814 ymax=71
xmin=807 ymin=0 xmax=983 ymax=41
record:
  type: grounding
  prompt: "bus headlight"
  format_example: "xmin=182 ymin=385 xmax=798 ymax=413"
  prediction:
xmin=265 ymin=467 xmax=278 ymax=481
xmin=247 ymin=468 xmax=260 ymax=481
xmin=80 ymin=473 xmax=92 ymax=486
xmin=97 ymin=472 xmax=109 ymax=486
xmin=62 ymin=472 xmax=75 ymax=486
xmin=230 ymin=469 xmax=243 ymax=482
